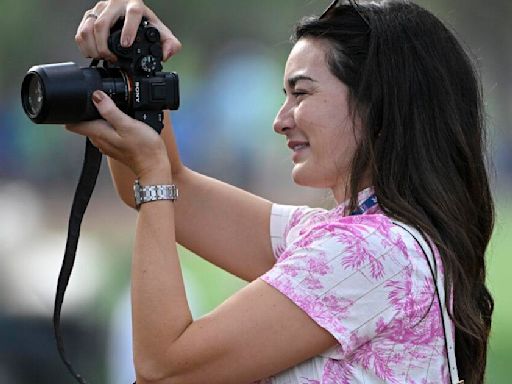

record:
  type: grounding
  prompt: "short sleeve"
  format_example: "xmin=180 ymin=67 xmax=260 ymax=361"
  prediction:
xmin=261 ymin=215 xmax=413 ymax=359
xmin=269 ymin=204 xmax=324 ymax=260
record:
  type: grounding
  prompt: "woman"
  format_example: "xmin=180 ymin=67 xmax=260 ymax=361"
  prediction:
xmin=69 ymin=0 xmax=494 ymax=383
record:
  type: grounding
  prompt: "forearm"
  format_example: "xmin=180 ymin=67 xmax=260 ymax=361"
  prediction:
xmin=108 ymin=157 xmax=137 ymax=208
xmin=132 ymin=169 xmax=193 ymax=381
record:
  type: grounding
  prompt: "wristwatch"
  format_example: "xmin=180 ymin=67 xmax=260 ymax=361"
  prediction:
xmin=133 ymin=179 xmax=178 ymax=208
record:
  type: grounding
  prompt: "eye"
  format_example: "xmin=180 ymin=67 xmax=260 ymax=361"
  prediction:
xmin=292 ymin=90 xmax=308 ymax=98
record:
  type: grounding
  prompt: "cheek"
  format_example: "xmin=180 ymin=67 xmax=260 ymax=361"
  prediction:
xmin=323 ymin=123 xmax=359 ymax=174
xmin=297 ymin=96 xmax=350 ymax=132
xmin=294 ymin=103 xmax=317 ymax=129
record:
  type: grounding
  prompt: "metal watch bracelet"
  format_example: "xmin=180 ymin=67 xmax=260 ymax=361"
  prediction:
xmin=133 ymin=179 xmax=178 ymax=208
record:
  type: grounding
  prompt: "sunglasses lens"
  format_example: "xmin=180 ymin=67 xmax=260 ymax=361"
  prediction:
xmin=319 ymin=0 xmax=370 ymax=27
xmin=320 ymin=0 xmax=339 ymax=19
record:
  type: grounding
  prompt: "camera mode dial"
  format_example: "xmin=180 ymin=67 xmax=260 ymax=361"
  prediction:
xmin=138 ymin=55 xmax=159 ymax=73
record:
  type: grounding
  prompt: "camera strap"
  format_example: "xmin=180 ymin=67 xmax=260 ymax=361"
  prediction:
xmin=392 ymin=222 xmax=462 ymax=384
xmin=54 ymin=138 xmax=102 ymax=384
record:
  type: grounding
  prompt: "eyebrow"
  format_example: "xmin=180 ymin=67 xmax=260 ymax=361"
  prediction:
xmin=286 ymin=74 xmax=317 ymax=88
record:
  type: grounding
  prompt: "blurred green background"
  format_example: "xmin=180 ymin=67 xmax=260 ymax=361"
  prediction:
xmin=0 ymin=0 xmax=510 ymax=382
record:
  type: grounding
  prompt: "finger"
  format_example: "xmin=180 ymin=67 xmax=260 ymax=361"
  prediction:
xmin=76 ymin=10 xmax=101 ymax=58
xmin=91 ymin=90 xmax=137 ymax=133
xmin=89 ymin=137 xmax=107 ymax=155
xmin=161 ymin=26 xmax=182 ymax=61
xmin=91 ymin=135 xmax=125 ymax=158
xmin=121 ymin=2 xmax=145 ymax=47
xmin=65 ymin=119 xmax=112 ymax=139
xmin=93 ymin=2 xmax=122 ymax=61
xmin=91 ymin=133 xmax=125 ymax=158
xmin=144 ymin=8 xmax=182 ymax=60
xmin=66 ymin=120 xmax=124 ymax=156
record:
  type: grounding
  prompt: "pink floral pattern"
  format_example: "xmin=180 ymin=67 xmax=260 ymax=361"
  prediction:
xmin=258 ymin=188 xmax=451 ymax=383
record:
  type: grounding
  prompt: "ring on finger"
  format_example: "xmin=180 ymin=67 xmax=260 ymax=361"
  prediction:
xmin=84 ymin=11 xmax=99 ymax=21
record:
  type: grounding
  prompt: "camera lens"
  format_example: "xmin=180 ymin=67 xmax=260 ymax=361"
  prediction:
xmin=25 ymin=74 xmax=45 ymax=118
xmin=21 ymin=62 xmax=129 ymax=124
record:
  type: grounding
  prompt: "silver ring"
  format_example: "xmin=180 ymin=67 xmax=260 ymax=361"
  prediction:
xmin=85 ymin=12 xmax=98 ymax=21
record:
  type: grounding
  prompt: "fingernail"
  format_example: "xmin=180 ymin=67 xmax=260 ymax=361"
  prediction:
xmin=92 ymin=90 xmax=104 ymax=104
xmin=165 ymin=48 xmax=173 ymax=61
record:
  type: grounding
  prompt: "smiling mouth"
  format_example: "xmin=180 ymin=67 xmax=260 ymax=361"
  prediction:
xmin=288 ymin=142 xmax=310 ymax=151
xmin=293 ymin=144 xmax=309 ymax=151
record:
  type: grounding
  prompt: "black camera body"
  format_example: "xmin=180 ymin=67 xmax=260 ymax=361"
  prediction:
xmin=105 ymin=17 xmax=179 ymax=131
xmin=21 ymin=17 xmax=179 ymax=133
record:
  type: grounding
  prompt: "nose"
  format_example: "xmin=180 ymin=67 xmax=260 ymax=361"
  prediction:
xmin=273 ymin=102 xmax=294 ymax=135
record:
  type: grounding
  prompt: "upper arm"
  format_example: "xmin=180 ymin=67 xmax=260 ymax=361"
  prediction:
xmin=153 ymin=278 xmax=337 ymax=384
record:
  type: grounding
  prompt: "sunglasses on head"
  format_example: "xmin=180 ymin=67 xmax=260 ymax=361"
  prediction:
xmin=320 ymin=0 xmax=371 ymax=27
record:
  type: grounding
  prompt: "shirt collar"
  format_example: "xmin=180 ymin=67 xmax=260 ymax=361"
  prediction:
xmin=334 ymin=186 xmax=377 ymax=217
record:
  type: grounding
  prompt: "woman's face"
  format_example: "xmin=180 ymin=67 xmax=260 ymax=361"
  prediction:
xmin=274 ymin=37 xmax=362 ymax=202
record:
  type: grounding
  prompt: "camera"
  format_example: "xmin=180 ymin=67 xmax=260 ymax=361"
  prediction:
xmin=21 ymin=17 xmax=179 ymax=133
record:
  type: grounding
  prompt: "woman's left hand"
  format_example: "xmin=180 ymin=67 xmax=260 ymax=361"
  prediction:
xmin=66 ymin=90 xmax=170 ymax=180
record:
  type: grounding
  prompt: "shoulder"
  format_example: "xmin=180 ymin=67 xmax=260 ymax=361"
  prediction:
xmin=280 ymin=205 xmax=404 ymax=255
xmin=278 ymin=207 xmax=439 ymax=288
xmin=261 ymin=209 xmax=443 ymax=354
xmin=271 ymin=203 xmax=436 ymax=276
xmin=272 ymin=203 xmax=392 ymax=242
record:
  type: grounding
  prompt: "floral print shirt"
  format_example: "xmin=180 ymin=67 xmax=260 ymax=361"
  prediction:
xmin=258 ymin=188 xmax=451 ymax=383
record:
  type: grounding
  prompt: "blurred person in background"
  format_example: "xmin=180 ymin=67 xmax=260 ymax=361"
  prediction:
xmin=67 ymin=0 xmax=494 ymax=383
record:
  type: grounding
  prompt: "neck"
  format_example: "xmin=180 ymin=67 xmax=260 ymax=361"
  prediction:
xmin=332 ymin=183 xmax=349 ymax=204
xmin=332 ymin=175 xmax=372 ymax=204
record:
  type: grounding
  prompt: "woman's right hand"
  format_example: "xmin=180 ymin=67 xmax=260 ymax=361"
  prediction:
xmin=75 ymin=0 xmax=181 ymax=62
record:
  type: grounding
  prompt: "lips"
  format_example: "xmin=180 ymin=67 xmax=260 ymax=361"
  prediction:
xmin=288 ymin=140 xmax=310 ymax=152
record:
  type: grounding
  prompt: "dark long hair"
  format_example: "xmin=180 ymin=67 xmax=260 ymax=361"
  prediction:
xmin=294 ymin=1 xmax=494 ymax=382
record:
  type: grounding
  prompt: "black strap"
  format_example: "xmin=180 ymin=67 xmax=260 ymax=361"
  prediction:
xmin=53 ymin=138 xmax=102 ymax=384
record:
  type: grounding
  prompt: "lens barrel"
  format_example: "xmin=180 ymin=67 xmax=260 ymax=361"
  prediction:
xmin=21 ymin=61 xmax=179 ymax=130
xmin=21 ymin=62 xmax=128 ymax=124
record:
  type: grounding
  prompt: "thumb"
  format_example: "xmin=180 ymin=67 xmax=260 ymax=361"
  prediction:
xmin=144 ymin=8 xmax=182 ymax=61
xmin=92 ymin=90 xmax=134 ymax=130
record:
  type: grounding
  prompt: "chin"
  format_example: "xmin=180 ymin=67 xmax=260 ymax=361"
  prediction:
xmin=292 ymin=176 xmax=310 ymax=187
xmin=292 ymin=163 xmax=344 ymax=192
xmin=291 ymin=166 xmax=324 ymax=189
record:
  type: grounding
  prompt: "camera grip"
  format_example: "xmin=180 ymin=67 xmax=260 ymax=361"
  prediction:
xmin=134 ymin=110 xmax=164 ymax=134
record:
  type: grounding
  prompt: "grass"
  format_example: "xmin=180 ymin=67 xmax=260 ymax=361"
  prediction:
xmin=486 ymin=201 xmax=512 ymax=382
